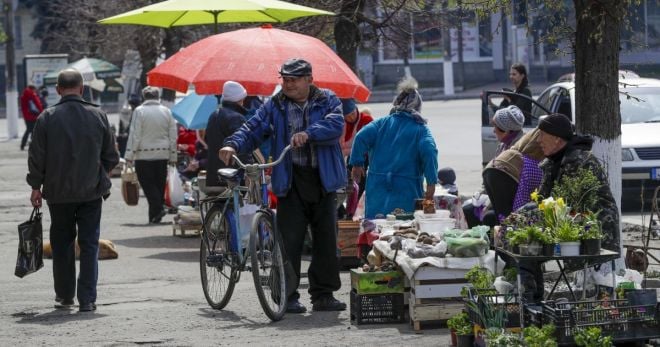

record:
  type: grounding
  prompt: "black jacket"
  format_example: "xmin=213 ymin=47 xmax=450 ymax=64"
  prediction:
xmin=27 ymin=95 xmax=119 ymax=203
xmin=205 ymin=101 xmax=253 ymax=187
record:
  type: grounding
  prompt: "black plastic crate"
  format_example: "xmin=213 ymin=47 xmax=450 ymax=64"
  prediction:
xmin=465 ymin=287 xmax=521 ymax=328
xmin=543 ymin=299 xmax=660 ymax=345
xmin=350 ymin=289 xmax=405 ymax=324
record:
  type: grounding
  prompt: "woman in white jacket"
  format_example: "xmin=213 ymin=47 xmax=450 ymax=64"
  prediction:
xmin=125 ymin=87 xmax=177 ymax=223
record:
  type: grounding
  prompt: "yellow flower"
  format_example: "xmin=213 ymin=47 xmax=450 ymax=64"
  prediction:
xmin=530 ymin=190 xmax=539 ymax=203
xmin=539 ymin=202 xmax=545 ymax=210
xmin=557 ymin=197 xmax=565 ymax=208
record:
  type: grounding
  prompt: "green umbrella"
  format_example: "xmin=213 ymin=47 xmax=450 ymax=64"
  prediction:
xmin=98 ymin=0 xmax=334 ymax=33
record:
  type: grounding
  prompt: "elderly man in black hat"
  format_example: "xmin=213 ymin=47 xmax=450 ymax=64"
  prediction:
xmin=219 ymin=58 xmax=347 ymax=313
xmin=515 ymin=113 xmax=619 ymax=302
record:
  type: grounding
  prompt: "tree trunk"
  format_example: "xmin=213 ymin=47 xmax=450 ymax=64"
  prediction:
xmin=573 ymin=0 xmax=626 ymax=258
xmin=160 ymin=29 xmax=182 ymax=102
xmin=334 ymin=0 xmax=364 ymax=72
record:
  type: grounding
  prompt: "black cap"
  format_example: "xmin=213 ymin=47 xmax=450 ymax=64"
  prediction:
xmin=538 ymin=113 xmax=573 ymax=141
xmin=279 ymin=58 xmax=312 ymax=77
xmin=437 ymin=167 xmax=456 ymax=185
xmin=341 ymin=98 xmax=356 ymax=115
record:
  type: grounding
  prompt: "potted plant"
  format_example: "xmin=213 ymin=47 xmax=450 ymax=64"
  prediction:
xmin=555 ymin=219 xmax=581 ymax=256
xmin=485 ymin=329 xmax=523 ymax=347
xmin=578 ymin=212 xmax=602 ymax=255
xmin=523 ymin=324 xmax=558 ymax=347
xmin=447 ymin=312 xmax=473 ymax=347
xmin=574 ymin=327 xmax=612 ymax=347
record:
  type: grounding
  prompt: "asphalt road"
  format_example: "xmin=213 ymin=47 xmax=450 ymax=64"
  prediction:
xmin=0 ymin=98 xmax=656 ymax=346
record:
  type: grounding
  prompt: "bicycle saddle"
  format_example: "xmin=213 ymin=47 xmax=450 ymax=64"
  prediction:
xmin=218 ymin=168 xmax=239 ymax=179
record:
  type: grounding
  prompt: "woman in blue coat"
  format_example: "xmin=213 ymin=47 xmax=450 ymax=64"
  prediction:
xmin=350 ymin=77 xmax=439 ymax=218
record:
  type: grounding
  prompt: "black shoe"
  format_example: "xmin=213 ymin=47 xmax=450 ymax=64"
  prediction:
xmin=286 ymin=299 xmax=307 ymax=314
xmin=150 ymin=210 xmax=167 ymax=224
xmin=54 ymin=297 xmax=75 ymax=309
xmin=312 ymin=296 xmax=347 ymax=311
xmin=79 ymin=302 xmax=97 ymax=312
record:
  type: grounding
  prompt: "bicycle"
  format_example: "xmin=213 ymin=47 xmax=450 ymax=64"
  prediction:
xmin=199 ymin=145 xmax=292 ymax=321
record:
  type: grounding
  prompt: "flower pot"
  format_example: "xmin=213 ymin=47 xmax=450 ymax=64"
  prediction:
xmin=580 ymin=239 xmax=601 ymax=255
xmin=450 ymin=329 xmax=457 ymax=347
xmin=559 ymin=241 xmax=580 ymax=256
xmin=456 ymin=334 xmax=474 ymax=347
xmin=543 ymin=243 xmax=555 ymax=256
xmin=519 ymin=243 xmax=543 ymax=256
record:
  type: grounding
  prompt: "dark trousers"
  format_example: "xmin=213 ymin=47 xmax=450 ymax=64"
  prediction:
xmin=21 ymin=119 xmax=35 ymax=149
xmin=277 ymin=167 xmax=341 ymax=303
xmin=48 ymin=198 xmax=102 ymax=304
xmin=135 ymin=159 xmax=168 ymax=222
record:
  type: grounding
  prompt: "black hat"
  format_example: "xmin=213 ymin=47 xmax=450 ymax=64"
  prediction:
xmin=279 ymin=58 xmax=312 ymax=77
xmin=538 ymin=113 xmax=573 ymax=140
xmin=341 ymin=98 xmax=356 ymax=115
xmin=437 ymin=167 xmax=456 ymax=185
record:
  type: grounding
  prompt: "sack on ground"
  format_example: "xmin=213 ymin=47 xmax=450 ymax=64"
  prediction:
xmin=43 ymin=239 xmax=119 ymax=260
xmin=15 ymin=207 xmax=44 ymax=278
xmin=121 ymin=161 xmax=140 ymax=206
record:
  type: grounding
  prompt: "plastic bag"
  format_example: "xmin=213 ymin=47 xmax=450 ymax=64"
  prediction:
xmin=165 ymin=165 xmax=185 ymax=208
xmin=239 ymin=203 xmax=259 ymax=248
xmin=352 ymin=190 xmax=366 ymax=221
xmin=15 ymin=207 xmax=44 ymax=278
xmin=445 ymin=226 xmax=490 ymax=257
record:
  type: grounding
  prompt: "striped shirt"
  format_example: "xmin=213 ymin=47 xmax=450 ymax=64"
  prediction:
xmin=288 ymin=101 xmax=317 ymax=168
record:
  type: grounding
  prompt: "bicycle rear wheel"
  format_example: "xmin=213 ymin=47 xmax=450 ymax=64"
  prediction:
xmin=200 ymin=204 xmax=236 ymax=309
xmin=250 ymin=211 xmax=287 ymax=321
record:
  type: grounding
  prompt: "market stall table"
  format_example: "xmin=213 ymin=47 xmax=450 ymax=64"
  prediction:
xmin=495 ymin=247 xmax=620 ymax=329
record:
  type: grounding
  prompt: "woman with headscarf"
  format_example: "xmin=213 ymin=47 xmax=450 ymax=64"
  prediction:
xmin=350 ymin=77 xmax=439 ymax=218
xmin=492 ymin=105 xmax=525 ymax=157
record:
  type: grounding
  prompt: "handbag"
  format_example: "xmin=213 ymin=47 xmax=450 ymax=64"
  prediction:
xmin=15 ymin=207 xmax=44 ymax=278
xmin=121 ymin=162 xmax=140 ymax=206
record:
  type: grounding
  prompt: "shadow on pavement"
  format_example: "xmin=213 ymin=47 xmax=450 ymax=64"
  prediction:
xmin=143 ymin=251 xmax=198 ymax=263
xmin=12 ymin=309 xmax=107 ymax=325
xmin=113 ymin=235 xmax=198 ymax=249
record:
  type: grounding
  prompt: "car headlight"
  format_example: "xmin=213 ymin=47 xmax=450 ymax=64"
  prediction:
xmin=622 ymin=148 xmax=634 ymax=161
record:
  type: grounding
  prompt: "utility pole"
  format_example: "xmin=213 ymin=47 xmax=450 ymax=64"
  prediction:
xmin=4 ymin=0 xmax=18 ymax=139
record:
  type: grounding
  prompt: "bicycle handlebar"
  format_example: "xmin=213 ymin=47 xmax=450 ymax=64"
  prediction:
xmin=232 ymin=145 xmax=292 ymax=170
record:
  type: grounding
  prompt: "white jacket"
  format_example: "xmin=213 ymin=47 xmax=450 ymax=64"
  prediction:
xmin=125 ymin=100 xmax=177 ymax=162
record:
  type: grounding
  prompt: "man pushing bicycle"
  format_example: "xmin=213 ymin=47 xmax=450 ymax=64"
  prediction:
xmin=220 ymin=58 xmax=347 ymax=313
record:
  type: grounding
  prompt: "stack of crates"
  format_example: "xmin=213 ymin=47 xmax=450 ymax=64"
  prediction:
xmin=350 ymin=268 xmax=406 ymax=324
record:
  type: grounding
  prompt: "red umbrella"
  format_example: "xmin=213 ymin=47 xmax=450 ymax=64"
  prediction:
xmin=147 ymin=25 xmax=370 ymax=102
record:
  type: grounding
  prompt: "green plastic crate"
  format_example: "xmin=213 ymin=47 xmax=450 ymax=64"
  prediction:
xmin=350 ymin=269 xmax=404 ymax=295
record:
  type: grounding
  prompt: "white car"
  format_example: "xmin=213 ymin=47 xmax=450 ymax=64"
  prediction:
xmin=481 ymin=74 xmax=660 ymax=202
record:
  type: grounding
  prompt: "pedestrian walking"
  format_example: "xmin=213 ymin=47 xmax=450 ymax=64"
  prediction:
xmin=26 ymin=69 xmax=119 ymax=312
xmin=219 ymin=58 xmax=347 ymax=313
xmin=350 ymin=77 xmax=439 ymax=218
xmin=125 ymin=86 xmax=177 ymax=224
xmin=19 ymin=85 xmax=44 ymax=151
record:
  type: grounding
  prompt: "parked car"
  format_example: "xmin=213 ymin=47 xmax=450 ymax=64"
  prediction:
xmin=481 ymin=73 xmax=660 ymax=202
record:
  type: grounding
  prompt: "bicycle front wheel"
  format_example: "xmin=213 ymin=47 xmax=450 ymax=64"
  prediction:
xmin=250 ymin=211 xmax=287 ymax=321
xmin=200 ymin=204 xmax=236 ymax=309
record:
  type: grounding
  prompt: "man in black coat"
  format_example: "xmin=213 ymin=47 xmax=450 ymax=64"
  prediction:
xmin=26 ymin=69 xmax=119 ymax=312
xmin=205 ymin=81 xmax=253 ymax=189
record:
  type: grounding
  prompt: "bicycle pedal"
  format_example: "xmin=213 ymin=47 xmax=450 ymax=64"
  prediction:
xmin=206 ymin=254 xmax=225 ymax=267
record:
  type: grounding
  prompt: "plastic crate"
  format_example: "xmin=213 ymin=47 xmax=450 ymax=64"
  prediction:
xmin=350 ymin=289 xmax=405 ymax=324
xmin=465 ymin=287 xmax=521 ymax=328
xmin=542 ymin=299 xmax=660 ymax=345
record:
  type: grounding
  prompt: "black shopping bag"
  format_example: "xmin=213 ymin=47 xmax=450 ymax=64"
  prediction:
xmin=14 ymin=207 xmax=44 ymax=278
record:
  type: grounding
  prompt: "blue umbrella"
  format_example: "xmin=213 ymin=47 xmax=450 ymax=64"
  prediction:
xmin=171 ymin=91 xmax=218 ymax=129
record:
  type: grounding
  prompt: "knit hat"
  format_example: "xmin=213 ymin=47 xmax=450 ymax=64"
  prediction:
xmin=361 ymin=219 xmax=376 ymax=233
xmin=493 ymin=105 xmax=525 ymax=132
xmin=341 ymin=98 xmax=357 ymax=115
xmin=222 ymin=81 xmax=247 ymax=102
xmin=538 ymin=113 xmax=573 ymax=140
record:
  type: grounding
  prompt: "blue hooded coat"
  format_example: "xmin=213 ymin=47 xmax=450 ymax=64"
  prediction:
xmin=349 ymin=111 xmax=438 ymax=218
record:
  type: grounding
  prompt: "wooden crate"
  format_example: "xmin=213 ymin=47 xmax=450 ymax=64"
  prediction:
xmin=408 ymin=291 xmax=463 ymax=331
xmin=350 ymin=269 xmax=404 ymax=295
xmin=410 ymin=266 xmax=469 ymax=299
xmin=337 ymin=220 xmax=360 ymax=258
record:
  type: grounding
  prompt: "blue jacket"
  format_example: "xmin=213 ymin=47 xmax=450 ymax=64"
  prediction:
xmin=224 ymin=86 xmax=347 ymax=197
xmin=350 ymin=111 xmax=438 ymax=218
